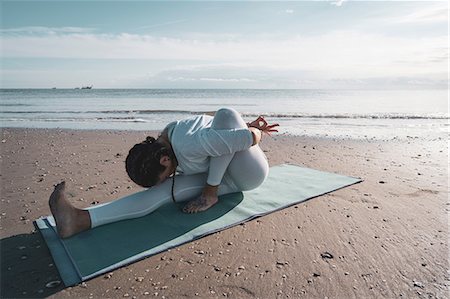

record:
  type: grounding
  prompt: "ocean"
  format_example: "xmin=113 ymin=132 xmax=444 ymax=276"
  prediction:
xmin=1 ymin=89 xmax=448 ymax=140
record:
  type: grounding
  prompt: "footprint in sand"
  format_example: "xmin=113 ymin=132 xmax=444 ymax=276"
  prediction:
xmin=407 ymin=189 xmax=440 ymax=197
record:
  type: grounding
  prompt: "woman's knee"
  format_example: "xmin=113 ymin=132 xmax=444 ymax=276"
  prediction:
xmin=216 ymin=107 xmax=238 ymax=117
xmin=213 ymin=108 xmax=246 ymax=129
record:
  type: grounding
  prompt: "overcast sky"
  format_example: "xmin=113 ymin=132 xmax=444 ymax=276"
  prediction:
xmin=1 ymin=0 xmax=448 ymax=89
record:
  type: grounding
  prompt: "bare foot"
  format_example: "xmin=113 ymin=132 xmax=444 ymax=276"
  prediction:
xmin=182 ymin=194 xmax=219 ymax=214
xmin=49 ymin=182 xmax=90 ymax=238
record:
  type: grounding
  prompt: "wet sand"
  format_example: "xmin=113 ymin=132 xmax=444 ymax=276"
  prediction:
xmin=1 ymin=128 xmax=448 ymax=298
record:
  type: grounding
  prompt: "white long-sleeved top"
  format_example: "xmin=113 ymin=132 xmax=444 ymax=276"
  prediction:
xmin=168 ymin=115 xmax=253 ymax=181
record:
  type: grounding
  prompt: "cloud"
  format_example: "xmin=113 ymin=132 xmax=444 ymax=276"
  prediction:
xmin=2 ymin=29 xmax=446 ymax=74
xmin=140 ymin=63 xmax=446 ymax=89
xmin=1 ymin=27 xmax=447 ymax=88
xmin=285 ymin=9 xmax=294 ymax=14
xmin=0 ymin=26 xmax=95 ymax=35
xmin=389 ymin=3 xmax=448 ymax=24
xmin=330 ymin=0 xmax=346 ymax=7
xmin=166 ymin=76 xmax=256 ymax=83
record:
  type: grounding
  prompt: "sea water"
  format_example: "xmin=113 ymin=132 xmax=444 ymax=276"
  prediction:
xmin=1 ymin=89 xmax=448 ymax=140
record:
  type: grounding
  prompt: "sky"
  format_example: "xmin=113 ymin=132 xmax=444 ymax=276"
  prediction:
xmin=1 ymin=0 xmax=448 ymax=89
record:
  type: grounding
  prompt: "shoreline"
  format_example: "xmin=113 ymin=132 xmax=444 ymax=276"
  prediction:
xmin=1 ymin=128 xmax=448 ymax=298
xmin=1 ymin=126 xmax=446 ymax=142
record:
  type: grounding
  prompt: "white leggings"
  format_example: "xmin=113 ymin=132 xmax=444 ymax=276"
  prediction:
xmin=88 ymin=108 xmax=269 ymax=228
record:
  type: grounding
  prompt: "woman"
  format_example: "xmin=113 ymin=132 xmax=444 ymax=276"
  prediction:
xmin=49 ymin=108 xmax=279 ymax=238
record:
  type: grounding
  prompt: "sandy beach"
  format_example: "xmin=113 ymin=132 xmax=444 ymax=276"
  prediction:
xmin=1 ymin=128 xmax=448 ymax=299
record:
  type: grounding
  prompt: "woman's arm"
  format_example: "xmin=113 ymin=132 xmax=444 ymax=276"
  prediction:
xmin=198 ymin=128 xmax=255 ymax=157
xmin=249 ymin=127 xmax=262 ymax=146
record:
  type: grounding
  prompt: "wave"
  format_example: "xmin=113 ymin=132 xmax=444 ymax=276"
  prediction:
xmin=242 ymin=112 xmax=450 ymax=120
xmin=0 ymin=103 xmax=34 ymax=107
xmin=1 ymin=109 xmax=448 ymax=120
xmin=1 ymin=109 xmax=203 ymax=115
xmin=1 ymin=117 xmax=150 ymax=123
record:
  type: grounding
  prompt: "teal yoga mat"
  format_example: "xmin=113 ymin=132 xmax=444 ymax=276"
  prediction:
xmin=35 ymin=164 xmax=361 ymax=286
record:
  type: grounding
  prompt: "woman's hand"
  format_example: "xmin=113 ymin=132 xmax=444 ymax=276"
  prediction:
xmin=247 ymin=116 xmax=279 ymax=137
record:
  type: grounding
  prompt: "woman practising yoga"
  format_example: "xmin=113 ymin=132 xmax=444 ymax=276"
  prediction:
xmin=49 ymin=108 xmax=279 ymax=238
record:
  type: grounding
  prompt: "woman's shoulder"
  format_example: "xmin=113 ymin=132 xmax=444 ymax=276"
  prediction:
xmin=171 ymin=114 xmax=212 ymax=150
xmin=171 ymin=114 xmax=213 ymax=163
xmin=175 ymin=114 xmax=213 ymax=132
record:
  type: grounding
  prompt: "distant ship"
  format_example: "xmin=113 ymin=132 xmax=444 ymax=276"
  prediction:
xmin=81 ymin=86 xmax=93 ymax=89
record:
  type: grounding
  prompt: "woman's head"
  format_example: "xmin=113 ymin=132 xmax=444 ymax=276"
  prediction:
xmin=125 ymin=136 xmax=174 ymax=187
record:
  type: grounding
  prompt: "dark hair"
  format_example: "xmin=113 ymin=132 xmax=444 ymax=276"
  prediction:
xmin=125 ymin=136 xmax=171 ymax=187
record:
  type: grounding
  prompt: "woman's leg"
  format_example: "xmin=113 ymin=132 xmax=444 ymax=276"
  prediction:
xmin=88 ymin=173 xmax=218 ymax=227
xmin=208 ymin=108 xmax=268 ymax=190
xmin=207 ymin=108 xmax=249 ymax=186
xmin=49 ymin=173 xmax=239 ymax=238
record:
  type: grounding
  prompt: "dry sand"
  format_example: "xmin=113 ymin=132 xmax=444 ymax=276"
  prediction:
xmin=1 ymin=128 xmax=448 ymax=299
